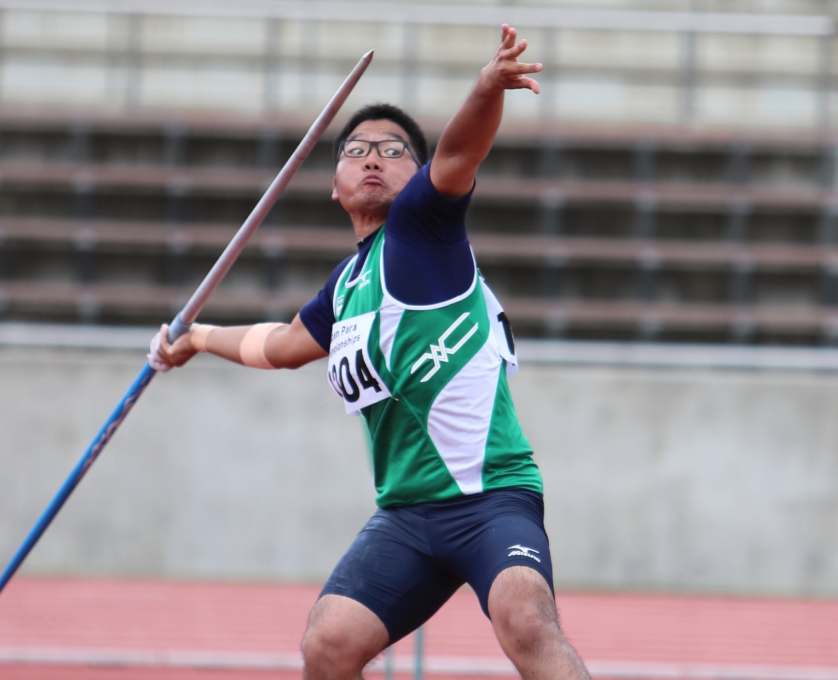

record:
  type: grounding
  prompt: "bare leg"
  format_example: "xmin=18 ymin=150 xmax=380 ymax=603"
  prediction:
xmin=488 ymin=566 xmax=590 ymax=680
xmin=301 ymin=594 xmax=390 ymax=680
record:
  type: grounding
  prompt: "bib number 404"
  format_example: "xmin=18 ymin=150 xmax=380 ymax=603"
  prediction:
xmin=327 ymin=312 xmax=392 ymax=414
xmin=329 ymin=349 xmax=382 ymax=403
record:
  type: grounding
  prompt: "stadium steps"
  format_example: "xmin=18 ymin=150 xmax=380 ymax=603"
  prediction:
xmin=1 ymin=110 xmax=837 ymax=342
xmin=0 ymin=162 xmax=832 ymax=209
xmin=6 ymin=217 xmax=838 ymax=268
xmin=1 ymin=280 xmax=836 ymax=341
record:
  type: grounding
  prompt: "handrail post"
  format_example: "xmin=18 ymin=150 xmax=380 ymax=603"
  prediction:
xmin=818 ymin=30 xmax=833 ymax=129
xmin=414 ymin=626 xmax=424 ymax=680
xmin=384 ymin=644 xmax=394 ymax=680
xmin=680 ymin=28 xmax=697 ymax=125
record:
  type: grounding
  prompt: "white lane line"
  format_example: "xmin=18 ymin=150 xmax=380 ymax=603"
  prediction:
xmin=1 ymin=647 xmax=838 ymax=679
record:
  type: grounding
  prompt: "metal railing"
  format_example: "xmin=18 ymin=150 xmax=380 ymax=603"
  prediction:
xmin=6 ymin=322 xmax=838 ymax=371
xmin=0 ymin=1 xmax=832 ymax=127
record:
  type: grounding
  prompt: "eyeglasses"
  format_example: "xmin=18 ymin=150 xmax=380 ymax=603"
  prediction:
xmin=340 ymin=139 xmax=419 ymax=165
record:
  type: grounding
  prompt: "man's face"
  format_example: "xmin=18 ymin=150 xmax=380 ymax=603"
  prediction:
xmin=332 ymin=119 xmax=420 ymax=218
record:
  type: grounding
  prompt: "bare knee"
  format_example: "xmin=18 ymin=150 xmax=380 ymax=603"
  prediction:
xmin=301 ymin=622 xmax=363 ymax=674
xmin=491 ymin=584 xmax=560 ymax=657
xmin=301 ymin=595 xmax=388 ymax=679
xmin=489 ymin=567 xmax=565 ymax=656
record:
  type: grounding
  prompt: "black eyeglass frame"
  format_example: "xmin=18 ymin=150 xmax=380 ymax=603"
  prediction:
xmin=339 ymin=139 xmax=421 ymax=166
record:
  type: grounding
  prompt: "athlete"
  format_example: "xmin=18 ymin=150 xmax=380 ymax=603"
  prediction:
xmin=149 ymin=25 xmax=590 ymax=680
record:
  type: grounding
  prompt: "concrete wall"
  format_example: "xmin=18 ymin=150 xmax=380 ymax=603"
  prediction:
xmin=2 ymin=342 xmax=837 ymax=596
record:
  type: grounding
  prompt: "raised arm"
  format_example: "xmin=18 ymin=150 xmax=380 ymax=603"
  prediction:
xmin=429 ymin=24 xmax=541 ymax=198
xmin=149 ymin=313 xmax=327 ymax=372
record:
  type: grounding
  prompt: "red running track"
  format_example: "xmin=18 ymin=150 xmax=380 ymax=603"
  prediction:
xmin=1 ymin=577 xmax=837 ymax=679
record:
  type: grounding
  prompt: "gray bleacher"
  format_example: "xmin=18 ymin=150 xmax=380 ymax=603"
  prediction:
xmin=2 ymin=1 xmax=838 ymax=345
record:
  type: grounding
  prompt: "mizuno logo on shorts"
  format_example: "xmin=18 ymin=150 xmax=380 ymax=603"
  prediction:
xmin=507 ymin=544 xmax=541 ymax=562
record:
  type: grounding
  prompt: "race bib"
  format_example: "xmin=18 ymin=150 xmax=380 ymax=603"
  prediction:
xmin=481 ymin=280 xmax=519 ymax=376
xmin=328 ymin=312 xmax=391 ymax=415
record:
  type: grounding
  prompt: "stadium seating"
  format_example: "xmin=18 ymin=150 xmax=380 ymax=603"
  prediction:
xmin=0 ymin=2 xmax=836 ymax=345
xmin=1 ymin=108 xmax=836 ymax=345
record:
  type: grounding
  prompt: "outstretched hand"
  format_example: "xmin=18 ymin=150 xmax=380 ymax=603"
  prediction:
xmin=482 ymin=24 xmax=542 ymax=95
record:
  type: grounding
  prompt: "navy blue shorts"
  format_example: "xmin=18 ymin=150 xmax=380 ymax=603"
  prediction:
xmin=320 ymin=487 xmax=553 ymax=644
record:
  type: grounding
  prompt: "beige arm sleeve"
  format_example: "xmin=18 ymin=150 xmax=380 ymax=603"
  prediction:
xmin=239 ymin=322 xmax=284 ymax=369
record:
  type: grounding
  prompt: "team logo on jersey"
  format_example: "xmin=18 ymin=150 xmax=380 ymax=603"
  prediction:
xmin=357 ymin=270 xmax=372 ymax=289
xmin=335 ymin=295 xmax=345 ymax=316
xmin=411 ymin=312 xmax=479 ymax=383
xmin=507 ymin=545 xmax=541 ymax=563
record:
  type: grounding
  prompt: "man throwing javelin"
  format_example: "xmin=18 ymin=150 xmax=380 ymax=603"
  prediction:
xmin=150 ymin=25 xmax=590 ymax=680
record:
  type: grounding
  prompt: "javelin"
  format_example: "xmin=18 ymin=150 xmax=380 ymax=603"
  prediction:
xmin=0 ymin=50 xmax=374 ymax=595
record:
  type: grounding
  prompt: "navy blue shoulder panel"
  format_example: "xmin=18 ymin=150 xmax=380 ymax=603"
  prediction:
xmin=298 ymin=254 xmax=353 ymax=352
xmin=298 ymin=233 xmax=382 ymax=352
xmin=300 ymin=161 xmax=477 ymax=350
xmin=384 ymin=162 xmax=475 ymax=305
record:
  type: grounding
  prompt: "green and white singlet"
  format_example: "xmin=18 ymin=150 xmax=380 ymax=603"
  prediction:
xmin=327 ymin=228 xmax=542 ymax=507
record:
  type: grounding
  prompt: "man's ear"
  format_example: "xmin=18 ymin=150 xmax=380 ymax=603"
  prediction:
xmin=331 ymin=176 xmax=339 ymax=201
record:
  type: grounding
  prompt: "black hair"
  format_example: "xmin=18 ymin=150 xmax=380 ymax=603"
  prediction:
xmin=333 ymin=103 xmax=429 ymax=166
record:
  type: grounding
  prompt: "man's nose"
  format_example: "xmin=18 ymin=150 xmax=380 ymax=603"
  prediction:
xmin=364 ymin=153 xmax=382 ymax=169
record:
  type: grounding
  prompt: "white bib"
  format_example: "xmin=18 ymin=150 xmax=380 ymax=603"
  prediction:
xmin=328 ymin=312 xmax=392 ymax=415
xmin=481 ymin=279 xmax=519 ymax=376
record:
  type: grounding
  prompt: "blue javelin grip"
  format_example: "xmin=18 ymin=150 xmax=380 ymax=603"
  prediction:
xmin=0 ymin=50 xmax=373 ymax=595
xmin=0 ymin=315 xmax=195 ymax=593
xmin=0 ymin=361 xmax=157 ymax=592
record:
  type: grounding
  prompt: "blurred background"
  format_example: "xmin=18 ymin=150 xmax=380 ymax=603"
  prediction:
xmin=0 ymin=0 xmax=837 ymax=677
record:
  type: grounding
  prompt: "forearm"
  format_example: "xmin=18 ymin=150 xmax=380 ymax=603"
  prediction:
xmin=434 ymin=72 xmax=504 ymax=179
xmin=150 ymin=315 xmax=325 ymax=373
xmin=199 ymin=324 xmax=264 ymax=366
xmin=199 ymin=316 xmax=325 ymax=370
xmin=430 ymin=25 xmax=540 ymax=198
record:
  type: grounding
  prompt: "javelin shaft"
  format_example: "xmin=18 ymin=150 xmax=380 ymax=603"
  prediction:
xmin=0 ymin=51 xmax=373 ymax=595
xmin=169 ymin=48 xmax=374 ymax=341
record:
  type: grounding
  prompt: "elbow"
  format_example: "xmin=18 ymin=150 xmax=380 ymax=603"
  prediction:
xmin=281 ymin=358 xmax=305 ymax=370
xmin=274 ymin=349 xmax=323 ymax=370
xmin=430 ymin=158 xmax=479 ymax=199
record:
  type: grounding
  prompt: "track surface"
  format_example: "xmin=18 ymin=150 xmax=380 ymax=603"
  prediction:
xmin=1 ymin=577 xmax=837 ymax=679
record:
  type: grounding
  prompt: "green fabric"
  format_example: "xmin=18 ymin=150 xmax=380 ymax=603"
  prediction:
xmin=330 ymin=228 xmax=542 ymax=507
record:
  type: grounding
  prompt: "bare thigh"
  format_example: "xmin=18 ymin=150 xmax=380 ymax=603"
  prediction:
xmin=488 ymin=566 xmax=590 ymax=680
xmin=488 ymin=566 xmax=558 ymax=627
